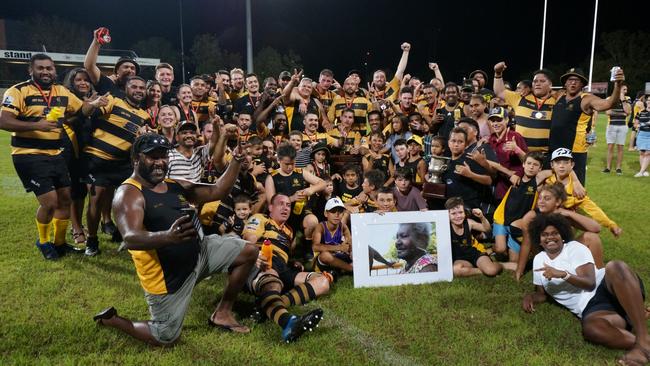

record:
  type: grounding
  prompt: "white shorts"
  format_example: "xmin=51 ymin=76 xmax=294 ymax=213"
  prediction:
xmin=606 ymin=124 xmax=628 ymax=145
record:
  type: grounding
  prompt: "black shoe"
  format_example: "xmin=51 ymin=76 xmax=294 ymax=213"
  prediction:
xmin=35 ymin=239 xmax=59 ymax=260
xmin=250 ymin=306 xmax=268 ymax=324
xmin=616 ymin=169 xmax=623 ymax=176
xmin=85 ymin=236 xmax=100 ymax=257
xmin=602 ymin=168 xmax=611 ymax=173
xmin=101 ymin=221 xmax=117 ymax=235
xmin=93 ymin=306 xmax=117 ymax=324
xmin=281 ymin=308 xmax=324 ymax=343
xmin=55 ymin=243 xmax=84 ymax=256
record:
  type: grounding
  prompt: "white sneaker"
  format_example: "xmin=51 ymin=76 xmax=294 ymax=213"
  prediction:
xmin=644 ymin=171 xmax=649 ymax=177
xmin=634 ymin=172 xmax=643 ymax=178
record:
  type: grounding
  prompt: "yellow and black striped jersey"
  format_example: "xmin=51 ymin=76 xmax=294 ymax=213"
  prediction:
xmin=312 ymin=87 xmax=337 ymax=111
xmin=328 ymin=95 xmax=373 ymax=136
xmin=1 ymin=80 xmax=83 ymax=156
xmin=84 ymin=96 xmax=150 ymax=161
xmin=285 ymin=97 xmax=320 ymax=133
xmin=191 ymin=99 xmax=216 ymax=125
xmin=503 ymin=89 xmax=556 ymax=152
xmin=373 ymin=76 xmax=401 ymax=102
xmin=244 ymin=213 xmax=293 ymax=263
xmin=302 ymin=132 xmax=337 ymax=147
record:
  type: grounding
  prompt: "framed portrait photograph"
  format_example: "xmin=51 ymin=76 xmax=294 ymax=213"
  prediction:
xmin=351 ymin=210 xmax=453 ymax=288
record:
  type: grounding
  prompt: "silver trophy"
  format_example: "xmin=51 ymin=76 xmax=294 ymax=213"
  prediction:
xmin=427 ymin=155 xmax=450 ymax=183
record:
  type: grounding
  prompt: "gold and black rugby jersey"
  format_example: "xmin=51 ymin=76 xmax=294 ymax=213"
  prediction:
xmin=243 ymin=213 xmax=293 ymax=263
xmin=84 ymin=96 xmax=151 ymax=161
xmin=328 ymin=95 xmax=373 ymax=136
xmin=1 ymin=80 xmax=83 ymax=156
xmin=503 ymin=90 xmax=556 ymax=152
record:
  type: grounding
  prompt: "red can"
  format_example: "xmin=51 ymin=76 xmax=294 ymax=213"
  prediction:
xmin=96 ymin=27 xmax=112 ymax=45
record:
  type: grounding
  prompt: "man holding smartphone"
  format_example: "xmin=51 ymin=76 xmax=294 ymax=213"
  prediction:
xmin=93 ymin=132 xmax=258 ymax=346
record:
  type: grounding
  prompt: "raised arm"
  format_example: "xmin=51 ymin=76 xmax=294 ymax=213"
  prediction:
xmin=394 ymin=42 xmax=411 ymax=81
xmin=428 ymin=63 xmax=445 ymax=85
xmin=583 ymin=68 xmax=625 ymax=113
xmin=84 ymin=28 xmax=106 ymax=84
xmin=185 ymin=146 xmax=244 ymax=205
xmin=493 ymin=62 xmax=507 ymax=100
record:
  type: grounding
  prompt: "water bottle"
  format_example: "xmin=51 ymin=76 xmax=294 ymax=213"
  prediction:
xmin=261 ymin=239 xmax=273 ymax=268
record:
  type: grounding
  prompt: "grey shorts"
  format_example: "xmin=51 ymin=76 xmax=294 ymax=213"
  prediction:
xmin=144 ymin=234 xmax=246 ymax=344
xmin=606 ymin=124 xmax=628 ymax=145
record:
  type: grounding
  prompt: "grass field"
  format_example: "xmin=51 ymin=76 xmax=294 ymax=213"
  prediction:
xmin=0 ymin=116 xmax=648 ymax=365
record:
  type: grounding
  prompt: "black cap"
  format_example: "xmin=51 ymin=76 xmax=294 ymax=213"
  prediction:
xmin=469 ymin=69 xmax=488 ymax=82
xmin=348 ymin=69 xmax=362 ymax=77
xmin=461 ymin=80 xmax=474 ymax=91
xmin=560 ymin=67 xmax=588 ymax=86
xmin=310 ymin=142 xmax=330 ymax=159
xmin=279 ymin=71 xmax=292 ymax=81
xmin=132 ymin=133 xmax=172 ymax=155
xmin=114 ymin=57 xmax=140 ymax=75
xmin=177 ymin=120 xmax=198 ymax=133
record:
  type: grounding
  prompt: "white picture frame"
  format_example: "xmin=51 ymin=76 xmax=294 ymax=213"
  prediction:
xmin=351 ymin=210 xmax=453 ymax=288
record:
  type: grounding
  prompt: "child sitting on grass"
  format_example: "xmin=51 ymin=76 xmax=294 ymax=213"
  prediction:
xmin=546 ymin=148 xmax=623 ymax=237
xmin=312 ymin=197 xmax=353 ymax=274
xmin=446 ymin=197 xmax=506 ymax=277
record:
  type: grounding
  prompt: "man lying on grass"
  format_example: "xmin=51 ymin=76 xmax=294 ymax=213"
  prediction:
xmin=522 ymin=213 xmax=650 ymax=366
xmin=93 ymin=132 xmax=258 ymax=346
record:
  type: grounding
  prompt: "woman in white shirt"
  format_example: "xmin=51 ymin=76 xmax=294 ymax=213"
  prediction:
xmin=521 ymin=213 xmax=649 ymax=366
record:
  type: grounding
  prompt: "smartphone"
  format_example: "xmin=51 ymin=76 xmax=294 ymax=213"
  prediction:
xmin=180 ymin=206 xmax=204 ymax=241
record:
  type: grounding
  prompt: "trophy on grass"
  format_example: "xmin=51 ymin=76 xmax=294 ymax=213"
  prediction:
xmin=422 ymin=155 xmax=450 ymax=199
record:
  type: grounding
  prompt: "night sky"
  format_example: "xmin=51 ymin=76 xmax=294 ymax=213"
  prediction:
xmin=3 ymin=0 xmax=649 ymax=84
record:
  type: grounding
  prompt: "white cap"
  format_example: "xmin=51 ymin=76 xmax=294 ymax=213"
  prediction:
xmin=325 ymin=197 xmax=345 ymax=212
xmin=551 ymin=147 xmax=573 ymax=161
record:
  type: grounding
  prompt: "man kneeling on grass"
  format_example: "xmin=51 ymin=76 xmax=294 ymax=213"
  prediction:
xmin=93 ymin=133 xmax=258 ymax=346
xmin=523 ymin=213 xmax=650 ymax=366
xmin=243 ymin=193 xmax=330 ymax=343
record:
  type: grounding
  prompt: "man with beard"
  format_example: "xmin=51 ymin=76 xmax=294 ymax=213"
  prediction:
xmin=167 ymin=121 xmax=208 ymax=183
xmin=549 ymin=67 xmax=625 ymax=184
xmin=416 ymin=84 xmax=439 ymax=127
xmin=469 ymin=69 xmax=495 ymax=101
xmin=93 ymin=133 xmax=258 ymax=345
xmin=392 ymin=87 xmax=416 ymax=116
xmin=189 ymin=76 xmax=217 ymax=129
xmin=234 ymin=73 xmax=262 ymax=116
xmin=0 ymin=54 xmax=105 ymax=259
xmin=302 ymin=112 xmax=339 ymax=148
xmin=155 ymin=63 xmax=176 ymax=105
xmin=329 ymin=77 xmax=373 ymax=136
xmin=83 ymin=76 xmax=152 ymax=256
xmin=214 ymin=70 xmax=233 ymax=122
xmin=494 ymin=62 xmax=556 ymax=154
xmin=435 ymin=82 xmax=465 ymax=140
xmin=84 ymin=28 xmax=139 ymax=99
xmin=369 ymin=42 xmax=411 ymax=102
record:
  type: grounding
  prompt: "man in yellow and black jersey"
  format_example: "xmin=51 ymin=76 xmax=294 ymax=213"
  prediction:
xmin=312 ymin=69 xmax=337 ymax=111
xmin=494 ymin=62 xmax=556 ymax=154
xmin=328 ymin=77 xmax=373 ymax=136
xmin=549 ymin=67 xmax=626 ymax=184
xmin=93 ymin=132 xmax=257 ymax=345
xmin=435 ymin=82 xmax=465 ymax=140
xmin=0 ymin=54 xmax=104 ymax=260
xmin=189 ymin=76 xmax=217 ymax=129
xmin=242 ymin=193 xmax=328 ymax=343
xmin=302 ymin=112 xmax=339 ymax=148
xmin=327 ymin=109 xmax=363 ymax=155
xmin=233 ymin=73 xmax=263 ymax=117
xmin=228 ymin=68 xmax=247 ymax=101
xmin=83 ymin=76 xmax=152 ymax=255
xmin=368 ymin=42 xmax=411 ymax=102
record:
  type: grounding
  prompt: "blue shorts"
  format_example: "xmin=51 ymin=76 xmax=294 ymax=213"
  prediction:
xmin=493 ymin=223 xmax=521 ymax=253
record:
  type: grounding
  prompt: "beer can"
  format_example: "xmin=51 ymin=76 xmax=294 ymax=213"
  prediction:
xmin=96 ymin=27 xmax=112 ymax=45
xmin=610 ymin=66 xmax=621 ymax=82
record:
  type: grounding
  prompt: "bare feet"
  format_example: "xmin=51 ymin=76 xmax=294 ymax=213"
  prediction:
xmin=209 ymin=310 xmax=250 ymax=334
xmin=617 ymin=344 xmax=650 ymax=366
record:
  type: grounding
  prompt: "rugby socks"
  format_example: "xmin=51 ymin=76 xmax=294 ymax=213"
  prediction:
xmin=52 ymin=218 xmax=70 ymax=246
xmin=36 ymin=218 xmax=52 ymax=244
xmin=259 ymin=290 xmax=292 ymax=328
xmin=281 ymin=283 xmax=316 ymax=307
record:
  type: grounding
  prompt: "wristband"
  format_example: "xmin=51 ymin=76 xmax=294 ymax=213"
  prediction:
xmin=494 ymin=74 xmax=503 ymax=79
xmin=562 ymin=271 xmax=571 ymax=281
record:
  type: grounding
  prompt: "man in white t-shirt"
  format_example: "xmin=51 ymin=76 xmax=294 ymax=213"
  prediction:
xmin=522 ymin=213 xmax=649 ymax=365
xmin=167 ymin=120 xmax=217 ymax=183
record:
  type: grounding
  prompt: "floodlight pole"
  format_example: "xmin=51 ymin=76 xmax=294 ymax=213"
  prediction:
xmin=179 ymin=0 xmax=186 ymax=83
xmin=539 ymin=0 xmax=548 ymax=69
xmin=588 ymin=0 xmax=599 ymax=92
xmin=246 ymin=0 xmax=253 ymax=72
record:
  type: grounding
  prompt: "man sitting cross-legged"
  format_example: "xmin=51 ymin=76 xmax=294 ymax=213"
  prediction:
xmin=243 ymin=193 xmax=330 ymax=343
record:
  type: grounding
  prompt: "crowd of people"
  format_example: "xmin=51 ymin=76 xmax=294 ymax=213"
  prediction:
xmin=1 ymin=27 xmax=648 ymax=361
